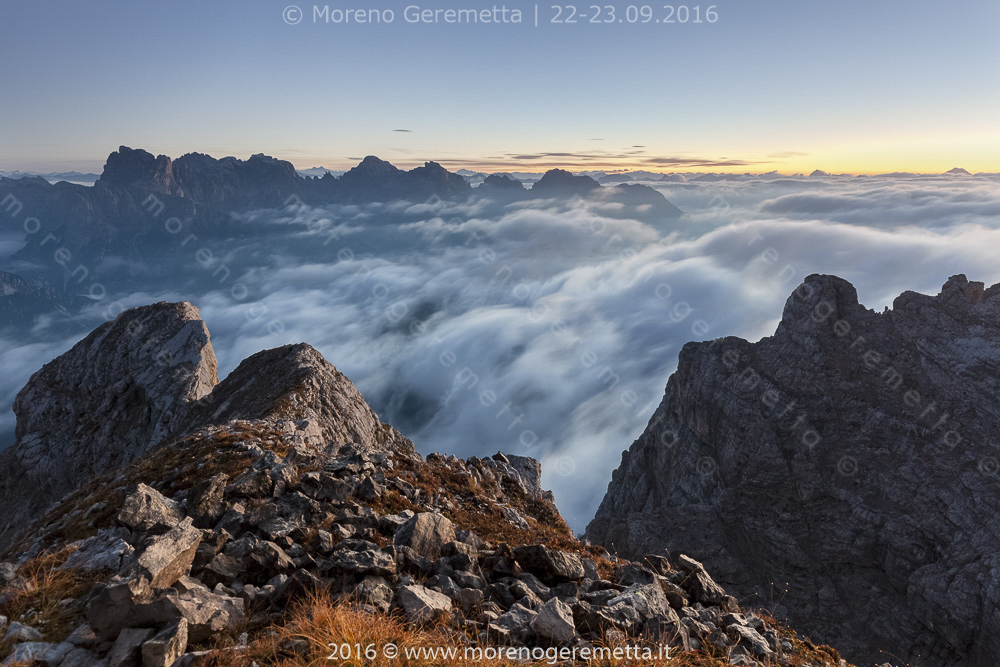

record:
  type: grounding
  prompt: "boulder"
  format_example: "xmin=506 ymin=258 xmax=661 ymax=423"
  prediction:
xmin=203 ymin=553 xmax=243 ymax=584
xmin=65 ymin=624 xmax=98 ymax=648
xmin=727 ymin=624 xmax=773 ymax=658
xmin=118 ymin=484 xmax=184 ymax=532
xmin=120 ymin=519 xmax=202 ymax=588
xmin=142 ymin=588 xmax=244 ymax=643
xmin=395 ymin=585 xmax=452 ymax=623
xmin=108 ymin=628 xmax=154 ymax=667
xmin=394 ymin=513 xmax=455 ymax=561
xmin=326 ymin=545 xmax=396 ymax=578
xmin=645 ymin=611 xmax=691 ymax=651
xmin=247 ymin=541 xmax=295 ymax=578
xmin=60 ymin=530 xmax=135 ymax=572
xmin=458 ymin=588 xmax=484 ymax=614
xmin=607 ymin=583 xmax=670 ymax=620
xmin=4 ymin=621 xmax=43 ymax=642
xmin=530 ymin=598 xmax=576 ymax=643
xmin=186 ymin=474 xmax=228 ymax=527
xmin=3 ymin=641 xmax=73 ymax=666
xmin=682 ymin=569 xmax=726 ymax=607
xmin=513 ymin=545 xmax=585 ymax=584
xmin=349 ymin=576 xmax=394 ymax=613
xmin=491 ymin=603 xmax=538 ymax=644
xmin=86 ymin=578 xmax=154 ymax=639
xmin=141 ymin=619 xmax=189 ymax=667
xmin=60 ymin=647 xmax=107 ymax=667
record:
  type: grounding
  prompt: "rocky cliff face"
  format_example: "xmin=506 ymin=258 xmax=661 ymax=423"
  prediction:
xmin=0 ymin=303 xmax=218 ymax=548
xmin=0 ymin=301 xmax=850 ymax=667
xmin=586 ymin=274 xmax=1000 ymax=667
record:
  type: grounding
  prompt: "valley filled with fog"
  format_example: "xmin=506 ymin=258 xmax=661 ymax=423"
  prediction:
xmin=3 ymin=171 xmax=999 ymax=529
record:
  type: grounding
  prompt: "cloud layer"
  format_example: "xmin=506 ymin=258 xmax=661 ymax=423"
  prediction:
xmin=3 ymin=173 xmax=1000 ymax=530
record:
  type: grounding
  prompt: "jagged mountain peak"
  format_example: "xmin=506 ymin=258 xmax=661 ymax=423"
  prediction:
xmin=587 ymin=273 xmax=1000 ymax=666
xmin=350 ymin=155 xmax=400 ymax=174
xmin=532 ymin=168 xmax=601 ymax=195
xmin=192 ymin=342 xmax=413 ymax=456
xmin=97 ymin=146 xmax=178 ymax=193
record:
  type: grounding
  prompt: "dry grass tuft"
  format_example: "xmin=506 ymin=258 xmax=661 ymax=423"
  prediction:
xmin=0 ymin=547 xmax=98 ymax=655
xmin=200 ymin=592 xmax=533 ymax=666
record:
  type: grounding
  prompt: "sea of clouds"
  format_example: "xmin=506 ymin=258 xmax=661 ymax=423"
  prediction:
xmin=2 ymin=172 xmax=1000 ymax=530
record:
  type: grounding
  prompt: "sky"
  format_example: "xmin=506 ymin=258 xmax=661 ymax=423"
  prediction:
xmin=1 ymin=0 xmax=998 ymax=174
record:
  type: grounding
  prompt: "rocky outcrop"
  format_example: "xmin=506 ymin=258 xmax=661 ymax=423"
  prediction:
xmin=334 ymin=157 xmax=472 ymax=203
xmin=0 ymin=302 xmax=218 ymax=549
xmin=98 ymin=146 xmax=180 ymax=194
xmin=189 ymin=343 xmax=412 ymax=456
xmin=2 ymin=408 xmax=835 ymax=667
xmin=586 ymin=274 xmax=1000 ymax=667
xmin=0 ymin=301 xmax=417 ymax=551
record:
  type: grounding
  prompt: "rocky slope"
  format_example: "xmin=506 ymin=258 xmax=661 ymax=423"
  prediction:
xmin=0 ymin=302 xmax=850 ymax=667
xmin=586 ymin=274 xmax=1000 ymax=667
xmin=0 ymin=271 xmax=89 ymax=332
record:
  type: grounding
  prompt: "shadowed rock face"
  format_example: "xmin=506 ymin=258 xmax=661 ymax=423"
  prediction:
xmin=0 ymin=302 xmax=218 ymax=547
xmin=586 ymin=274 xmax=1000 ymax=667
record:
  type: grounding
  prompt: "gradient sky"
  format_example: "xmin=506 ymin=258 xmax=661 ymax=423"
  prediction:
xmin=1 ymin=0 xmax=998 ymax=174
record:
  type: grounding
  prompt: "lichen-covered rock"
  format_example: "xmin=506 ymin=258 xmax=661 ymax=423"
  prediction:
xmin=118 ymin=484 xmax=184 ymax=532
xmin=120 ymin=519 xmax=202 ymax=588
xmin=60 ymin=530 xmax=135 ymax=572
xmin=513 ymin=545 xmax=585 ymax=585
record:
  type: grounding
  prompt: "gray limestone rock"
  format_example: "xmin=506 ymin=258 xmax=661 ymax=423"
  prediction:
xmin=587 ymin=274 xmax=1000 ymax=667
xmin=0 ymin=302 xmax=217 ymax=549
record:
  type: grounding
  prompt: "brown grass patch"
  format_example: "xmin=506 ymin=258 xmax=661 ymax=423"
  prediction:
xmin=0 ymin=547 xmax=99 ymax=655
xmin=193 ymin=593 xmax=702 ymax=667
xmin=2 ymin=423 xmax=293 ymax=558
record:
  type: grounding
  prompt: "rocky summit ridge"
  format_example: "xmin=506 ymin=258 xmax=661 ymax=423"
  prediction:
xmin=587 ymin=274 xmax=1000 ymax=667
xmin=0 ymin=302 xmax=851 ymax=667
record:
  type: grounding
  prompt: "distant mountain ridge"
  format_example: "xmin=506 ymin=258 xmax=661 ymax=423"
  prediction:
xmin=0 ymin=147 xmax=683 ymax=327
xmin=0 ymin=146 xmax=682 ymax=260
